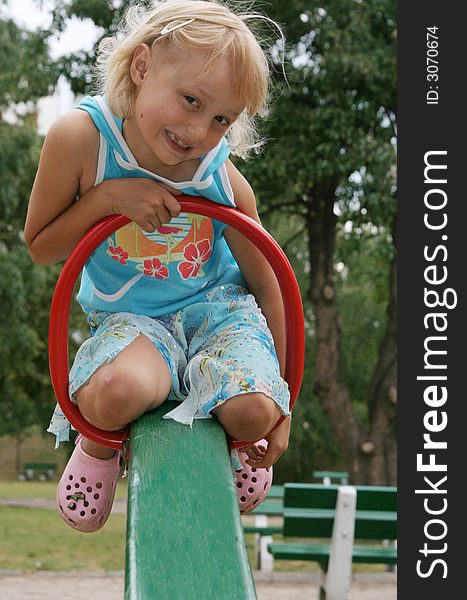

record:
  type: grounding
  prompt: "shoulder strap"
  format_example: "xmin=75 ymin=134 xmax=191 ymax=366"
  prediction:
xmin=194 ymin=137 xmax=230 ymax=182
xmin=75 ymin=95 xmax=137 ymax=164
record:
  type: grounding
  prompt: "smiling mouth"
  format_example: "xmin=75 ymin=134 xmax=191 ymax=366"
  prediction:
xmin=165 ymin=130 xmax=191 ymax=152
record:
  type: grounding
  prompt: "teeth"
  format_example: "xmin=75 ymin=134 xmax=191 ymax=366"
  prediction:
xmin=167 ymin=131 xmax=189 ymax=149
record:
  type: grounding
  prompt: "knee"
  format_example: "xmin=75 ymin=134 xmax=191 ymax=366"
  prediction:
xmin=91 ymin=366 xmax=148 ymax=428
xmin=216 ymin=393 xmax=281 ymax=442
xmin=91 ymin=368 xmax=133 ymax=427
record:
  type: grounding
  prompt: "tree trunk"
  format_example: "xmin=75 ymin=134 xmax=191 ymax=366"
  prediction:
xmin=307 ymin=180 xmax=363 ymax=482
xmin=363 ymin=217 xmax=397 ymax=485
xmin=307 ymin=183 xmax=397 ymax=485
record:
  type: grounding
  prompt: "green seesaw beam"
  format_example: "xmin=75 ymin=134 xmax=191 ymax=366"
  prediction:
xmin=125 ymin=401 xmax=257 ymax=600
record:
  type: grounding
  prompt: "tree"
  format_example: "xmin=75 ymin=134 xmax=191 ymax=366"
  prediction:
xmin=38 ymin=0 xmax=397 ymax=484
xmin=243 ymin=0 xmax=397 ymax=484
xmin=47 ymin=0 xmax=135 ymax=96
xmin=0 ymin=13 xmax=60 ymax=438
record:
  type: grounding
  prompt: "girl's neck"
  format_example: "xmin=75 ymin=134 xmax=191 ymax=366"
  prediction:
xmin=122 ymin=118 xmax=200 ymax=182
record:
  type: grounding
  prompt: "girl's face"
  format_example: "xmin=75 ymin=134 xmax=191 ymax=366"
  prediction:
xmin=127 ymin=44 xmax=245 ymax=172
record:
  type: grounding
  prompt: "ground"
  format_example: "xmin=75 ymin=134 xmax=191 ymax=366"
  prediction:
xmin=0 ymin=571 xmax=396 ymax=599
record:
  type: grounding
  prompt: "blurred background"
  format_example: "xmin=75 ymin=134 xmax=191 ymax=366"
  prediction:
xmin=0 ymin=0 xmax=396 ymax=485
xmin=0 ymin=0 xmax=396 ymax=571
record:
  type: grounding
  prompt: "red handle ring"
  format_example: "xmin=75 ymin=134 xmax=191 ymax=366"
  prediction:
xmin=48 ymin=196 xmax=305 ymax=450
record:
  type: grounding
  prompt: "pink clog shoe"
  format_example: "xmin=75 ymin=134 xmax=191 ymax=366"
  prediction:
xmin=235 ymin=439 xmax=273 ymax=514
xmin=56 ymin=434 xmax=122 ymax=533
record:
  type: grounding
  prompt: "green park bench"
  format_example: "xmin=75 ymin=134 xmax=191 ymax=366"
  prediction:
xmin=242 ymin=485 xmax=284 ymax=572
xmin=241 ymin=476 xmax=356 ymax=574
xmin=268 ymin=483 xmax=397 ymax=599
xmin=312 ymin=470 xmax=349 ymax=485
xmin=19 ymin=462 xmax=57 ymax=481
xmin=244 ymin=484 xmax=284 ymax=531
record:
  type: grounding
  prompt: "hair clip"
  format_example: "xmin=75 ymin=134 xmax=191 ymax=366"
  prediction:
xmin=160 ymin=18 xmax=196 ymax=36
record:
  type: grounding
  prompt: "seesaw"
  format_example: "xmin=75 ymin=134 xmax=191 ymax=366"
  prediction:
xmin=49 ymin=196 xmax=304 ymax=599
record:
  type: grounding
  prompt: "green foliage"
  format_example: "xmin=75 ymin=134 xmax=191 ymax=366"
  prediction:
xmin=0 ymin=251 xmax=58 ymax=436
xmin=0 ymin=17 xmax=58 ymax=108
xmin=0 ymin=16 xmax=61 ymax=437
xmin=0 ymin=120 xmax=61 ymax=436
xmin=241 ymin=0 xmax=396 ymax=476
xmin=274 ymin=336 xmax=342 ymax=483
xmin=335 ymin=232 xmax=390 ymax=426
xmin=0 ymin=1 xmax=396 ymax=478
xmin=246 ymin=0 xmax=396 ymax=201
xmin=0 ymin=121 xmax=40 ymax=230
xmin=47 ymin=0 xmax=138 ymax=95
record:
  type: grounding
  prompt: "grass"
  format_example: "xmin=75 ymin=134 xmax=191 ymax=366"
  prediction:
xmin=0 ymin=479 xmax=127 ymax=572
xmin=0 ymin=504 xmax=314 ymax=573
xmin=0 ymin=506 xmax=126 ymax=571
xmin=0 ymin=482 xmax=386 ymax=574
xmin=0 ymin=480 xmax=128 ymax=500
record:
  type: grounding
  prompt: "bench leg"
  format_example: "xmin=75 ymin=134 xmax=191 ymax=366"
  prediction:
xmin=383 ymin=539 xmax=396 ymax=572
xmin=254 ymin=515 xmax=274 ymax=574
xmin=318 ymin=565 xmax=327 ymax=600
xmin=321 ymin=485 xmax=356 ymax=600
xmin=259 ymin=534 xmax=274 ymax=574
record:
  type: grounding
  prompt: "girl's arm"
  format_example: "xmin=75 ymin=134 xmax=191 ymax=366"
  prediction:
xmin=25 ymin=110 xmax=181 ymax=265
xmin=223 ymin=160 xmax=286 ymax=375
xmin=223 ymin=160 xmax=291 ymax=469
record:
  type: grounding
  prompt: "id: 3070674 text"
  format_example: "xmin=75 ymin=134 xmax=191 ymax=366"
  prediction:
xmin=426 ymin=26 xmax=439 ymax=105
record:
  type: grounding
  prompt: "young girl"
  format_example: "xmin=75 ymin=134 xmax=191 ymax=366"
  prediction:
xmin=25 ymin=0 xmax=291 ymax=532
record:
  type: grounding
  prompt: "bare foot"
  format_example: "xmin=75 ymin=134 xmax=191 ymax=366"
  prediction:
xmin=81 ymin=437 xmax=116 ymax=460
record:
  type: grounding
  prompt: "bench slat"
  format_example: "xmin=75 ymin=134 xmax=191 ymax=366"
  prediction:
xmin=24 ymin=462 xmax=57 ymax=470
xmin=243 ymin=526 xmax=283 ymax=535
xmin=283 ymin=507 xmax=397 ymax=540
xmin=250 ymin=500 xmax=283 ymax=516
xmin=267 ymin=485 xmax=284 ymax=499
xmin=268 ymin=542 xmax=397 ymax=565
xmin=284 ymin=483 xmax=396 ymax=512
xmin=269 ymin=542 xmax=331 ymax=563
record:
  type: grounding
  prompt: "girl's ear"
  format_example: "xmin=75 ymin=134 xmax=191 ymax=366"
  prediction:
xmin=130 ymin=44 xmax=151 ymax=86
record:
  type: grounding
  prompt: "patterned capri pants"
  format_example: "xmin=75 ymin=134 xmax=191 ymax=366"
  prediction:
xmin=48 ymin=284 xmax=290 ymax=457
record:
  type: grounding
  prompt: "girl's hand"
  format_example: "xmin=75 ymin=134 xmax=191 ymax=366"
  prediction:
xmin=108 ymin=178 xmax=182 ymax=233
xmin=241 ymin=416 xmax=291 ymax=469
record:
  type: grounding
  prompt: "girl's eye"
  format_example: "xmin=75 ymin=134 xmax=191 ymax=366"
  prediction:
xmin=215 ymin=116 xmax=230 ymax=126
xmin=185 ymin=95 xmax=199 ymax=107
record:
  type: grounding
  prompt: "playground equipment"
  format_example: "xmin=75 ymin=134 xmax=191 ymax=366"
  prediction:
xmin=48 ymin=196 xmax=304 ymax=599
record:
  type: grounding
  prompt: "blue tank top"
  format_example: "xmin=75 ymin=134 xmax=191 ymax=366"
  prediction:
xmin=75 ymin=95 xmax=245 ymax=317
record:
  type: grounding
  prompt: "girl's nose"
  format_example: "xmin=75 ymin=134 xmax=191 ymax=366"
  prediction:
xmin=186 ymin=119 xmax=210 ymax=145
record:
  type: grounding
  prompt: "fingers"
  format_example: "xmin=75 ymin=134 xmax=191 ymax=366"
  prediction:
xmin=140 ymin=221 xmax=156 ymax=233
xmin=245 ymin=442 xmax=281 ymax=470
xmin=114 ymin=179 xmax=184 ymax=228
xmin=245 ymin=445 xmax=266 ymax=460
xmin=158 ymin=183 xmax=183 ymax=218
xmin=156 ymin=205 xmax=172 ymax=225
xmin=246 ymin=449 xmax=277 ymax=469
xmin=238 ymin=444 xmax=263 ymax=462
xmin=138 ymin=203 xmax=174 ymax=232
xmin=162 ymin=191 xmax=182 ymax=218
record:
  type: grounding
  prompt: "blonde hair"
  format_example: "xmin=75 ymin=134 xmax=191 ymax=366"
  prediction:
xmin=94 ymin=0 xmax=284 ymax=158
